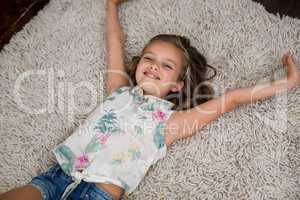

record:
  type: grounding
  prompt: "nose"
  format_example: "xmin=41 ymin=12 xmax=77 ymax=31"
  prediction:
xmin=150 ymin=63 xmax=159 ymax=71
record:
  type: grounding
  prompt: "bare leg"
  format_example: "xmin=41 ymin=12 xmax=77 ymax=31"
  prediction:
xmin=0 ymin=185 xmax=42 ymax=200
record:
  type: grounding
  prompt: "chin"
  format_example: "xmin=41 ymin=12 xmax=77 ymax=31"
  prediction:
xmin=139 ymin=84 xmax=160 ymax=95
xmin=134 ymin=81 xmax=153 ymax=94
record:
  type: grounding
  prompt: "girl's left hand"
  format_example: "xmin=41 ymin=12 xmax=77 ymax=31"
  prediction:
xmin=281 ymin=52 xmax=300 ymax=88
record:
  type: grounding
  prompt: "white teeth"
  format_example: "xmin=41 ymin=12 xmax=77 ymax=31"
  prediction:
xmin=145 ymin=72 xmax=159 ymax=80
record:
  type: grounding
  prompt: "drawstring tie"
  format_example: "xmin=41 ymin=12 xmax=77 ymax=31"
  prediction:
xmin=60 ymin=171 xmax=84 ymax=200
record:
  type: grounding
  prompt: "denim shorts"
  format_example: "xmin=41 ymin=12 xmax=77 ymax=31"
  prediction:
xmin=29 ymin=164 xmax=114 ymax=200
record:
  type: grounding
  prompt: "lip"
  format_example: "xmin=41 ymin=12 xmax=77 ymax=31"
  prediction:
xmin=144 ymin=71 xmax=160 ymax=80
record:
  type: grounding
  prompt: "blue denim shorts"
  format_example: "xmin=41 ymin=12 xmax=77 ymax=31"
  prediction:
xmin=29 ymin=164 xmax=114 ymax=200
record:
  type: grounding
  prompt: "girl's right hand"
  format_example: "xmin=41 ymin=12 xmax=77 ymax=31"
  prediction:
xmin=281 ymin=52 xmax=300 ymax=89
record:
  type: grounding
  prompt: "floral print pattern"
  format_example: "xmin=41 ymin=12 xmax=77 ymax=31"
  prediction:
xmin=97 ymin=133 xmax=111 ymax=146
xmin=152 ymin=109 xmax=167 ymax=122
xmin=94 ymin=109 xmax=120 ymax=134
xmin=153 ymin=122 xmax=166 ymax=149
xmin=75 ymin=154 xmax=89 ymax=170
xmin=53 ymin=85 xmax=174 ymax=195
xmin=54 ymin=145 xmax=75 ymax=174
xmin=128 ymin=144 xmax=142 ymax=160
xmin=111 ymin=143 xmax=142 ymax=165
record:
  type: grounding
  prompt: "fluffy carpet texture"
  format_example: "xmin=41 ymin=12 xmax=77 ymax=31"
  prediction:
xmin=0 ymin=0 xmax=299 ymax=199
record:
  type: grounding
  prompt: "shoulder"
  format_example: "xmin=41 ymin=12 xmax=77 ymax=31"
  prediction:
xmin=164 ymin=111 xmax=179 ymax=148
xmin=164 ymin=109 xmax=202 ymax=148
xmin=105 ymin=86 xmax=131 ymax=99
xmin=112 ymin=86 xmax=131 ymax=94
xmin=106 ymin=85 xmax=131 ymax=97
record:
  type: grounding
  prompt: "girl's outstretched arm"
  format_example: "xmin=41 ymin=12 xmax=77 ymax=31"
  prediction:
xmin=230 ymin=52 xmax=299 ymax=105
xmin=165 ymin=90 xmax=237 ymax=147
xmin=105 ymin=0 xmax=129 ymax=95
xmin=165 ymin=52 xmax=300 ymax=147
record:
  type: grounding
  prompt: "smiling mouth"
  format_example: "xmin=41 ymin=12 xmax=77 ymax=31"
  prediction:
xmin=144 ymin=72 xmax=160 ymax=80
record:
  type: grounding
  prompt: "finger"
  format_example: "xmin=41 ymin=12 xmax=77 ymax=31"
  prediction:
xmin=287 ymin=53 xmax=294 ymax=62
xmin=282 ymin=54 xmax=288 ymax=65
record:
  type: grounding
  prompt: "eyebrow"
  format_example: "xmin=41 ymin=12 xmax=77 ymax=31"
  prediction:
xmin=143 ymin=51 xmax=178 ymax=67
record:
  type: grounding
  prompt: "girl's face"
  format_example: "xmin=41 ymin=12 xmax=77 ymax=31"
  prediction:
xmin=135 ymin=41 xmax=185 ymax=98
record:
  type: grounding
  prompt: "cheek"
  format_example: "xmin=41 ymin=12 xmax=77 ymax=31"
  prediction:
xmin=136 ymin=61 xmax=144 ymax=71
xmin=135 ymin=64 xmax=144 ymax=81
xmin=174 ymin=69 xmax=184 ymax=81
xmin=163 ymin=71 xmax=180 ymax=81
xmin=136 ymin=62 xmax=149 ymax=75
xmin=136 ymin=64 xmax=142 ymax=75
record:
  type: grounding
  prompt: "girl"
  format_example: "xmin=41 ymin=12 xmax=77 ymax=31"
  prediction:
xmin=1 ymin=0 xmax=299 ymax=200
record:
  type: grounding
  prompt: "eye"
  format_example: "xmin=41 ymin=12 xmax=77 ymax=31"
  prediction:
xmin=163 ymin=64 xmax=172 ymax=69
xmin=144 ymin=56 xmax=152 ymax=60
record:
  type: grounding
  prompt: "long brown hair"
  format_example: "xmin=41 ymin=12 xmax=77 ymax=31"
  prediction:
xmin=126 ymin=34 xmax=217 ymax=111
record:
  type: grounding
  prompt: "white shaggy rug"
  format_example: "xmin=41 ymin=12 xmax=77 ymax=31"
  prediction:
xmin=0 ymin=0 xmax=300 ymax=199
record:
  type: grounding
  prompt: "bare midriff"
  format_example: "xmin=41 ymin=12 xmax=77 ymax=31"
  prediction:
xmin=96 ymin=182 xmax=125 ymax=200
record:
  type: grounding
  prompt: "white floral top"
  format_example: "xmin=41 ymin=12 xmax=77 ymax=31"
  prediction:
xmin=53 ymin=85 xmax=175 ymax=197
